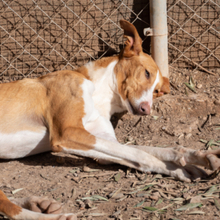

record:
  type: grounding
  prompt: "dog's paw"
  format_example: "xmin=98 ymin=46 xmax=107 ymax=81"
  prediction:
xmin=183 ymin=164 xmax=208 ymax=181
xmin=193 ymin=149 xmax=220 ymax=170
xmin=26 ymin=196 xmax=63 ymax=214
xmin=206 ymin=153 xmax=220 ymax=171
xmin=167 ymin=162 xmax=208 ymax=182
xmin=55 ymin=214 xmax=77 ymax=220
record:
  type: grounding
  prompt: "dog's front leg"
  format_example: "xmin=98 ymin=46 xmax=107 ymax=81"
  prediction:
xmin=131 ymin=145 xmax=220 ymax=171
xmin=50 ymin=125 xmax=199 ymax=182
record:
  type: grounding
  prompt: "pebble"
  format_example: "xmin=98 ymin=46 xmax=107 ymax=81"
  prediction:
xmin=214 ymin=100 xmax=220 ymax=105
xmin=190 ymin=195 xmax=202 ymax=203
xmin=197 ymin=83 xmax=202 ymax=89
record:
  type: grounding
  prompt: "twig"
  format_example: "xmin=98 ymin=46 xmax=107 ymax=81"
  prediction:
xmin=169 ymin=66 xmax=183 ymax=73
xmin=80 ymin=171 xmax=118 ymax=179
xmin=201 ymin=114 xmax=210 ymax=128
xmin=192 ymin=60 xmax=216 ymax=76
xmin=125 ymin=117 xmax=141 ymax=136
xmin=170 ymin=81 xmax=179 ymax=90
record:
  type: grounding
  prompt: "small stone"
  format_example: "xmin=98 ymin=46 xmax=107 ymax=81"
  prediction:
xmin=127 ymin=136 xmax=133 ymax=141
xmin=185 ymin=133 xmax=192 ymax=139
xmin=183 ymin=192 xmax=190 ymax=200
xmin=77 ymin=200 xmax=85 ymax=209
xmin=190 ymin=195 xmax=202 ymax=203
xmin=117 ymin=120 xmax=123 ymax=126
xmin=150 ymin=192 xmax=160 ymax=201
xmin=111 ymin=210 xmax=121 ymax=218
xmin=113 ymin=193 xmax=124 ymax=199
xmin=84 ymin=199 xmax=93 ymax=208
xmin=65 ymin=174 xmax=72 ymax=179
xmin=197 ymin=84 xmax=202 ymax=89
xmin=214 ymin=100 xmax=220 ymax=105
xmin=177 ymin=134 xmax=184 ymax=145
xmin=71 ymin=177 xmax=79 ymax=183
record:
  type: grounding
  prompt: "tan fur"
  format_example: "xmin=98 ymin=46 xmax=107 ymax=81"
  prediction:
xmin=39 ymin=70 xmax=96 ymax=151
xmin=93 ymin=56 xmax=118 ymax=69
xmin=0 ymin=190 xmax=22 ymax=217
xmin=115 ymin=53 xmax=160 ymax=102
xmin=0 ymin=70 xmax=96 ymax=152
xmin=0 ymin=78 xmax=47 ymax=133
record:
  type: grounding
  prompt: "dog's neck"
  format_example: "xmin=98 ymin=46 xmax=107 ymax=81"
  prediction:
xmin=76 ymin=56 xmax=127 ymax=119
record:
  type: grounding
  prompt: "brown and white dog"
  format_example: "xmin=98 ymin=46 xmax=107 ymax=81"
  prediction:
xmin=1 ymin=20 xmax=220 ymax=220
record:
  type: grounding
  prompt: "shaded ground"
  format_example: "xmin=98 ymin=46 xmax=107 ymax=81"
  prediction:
xmin=0 ymin=67 xmax=220 ymax=220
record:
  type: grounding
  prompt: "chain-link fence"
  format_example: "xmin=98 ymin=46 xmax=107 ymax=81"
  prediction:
xmin=0 ymin=0 xmax=219 ymax=83
xmin=0 ymin=0 xmax=150 ymax=82
xmin=168 ymin=0 xmax=220 ymax=73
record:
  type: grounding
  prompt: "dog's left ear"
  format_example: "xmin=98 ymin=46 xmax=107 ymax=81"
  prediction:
xmin=154 ymin=77 xmax=170 ymax=98
xmin=161 ymin=77 xmax=170 ymax=94
xmin=120 ymin=20 xmax=142 ymax=58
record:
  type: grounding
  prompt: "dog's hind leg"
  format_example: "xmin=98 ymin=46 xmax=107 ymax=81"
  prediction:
xmin=0 ymin=190 xmax=76 ymax=220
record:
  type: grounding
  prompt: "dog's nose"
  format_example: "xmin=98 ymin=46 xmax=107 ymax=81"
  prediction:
xmin=138 ymin=102 xmax=151 ymax=115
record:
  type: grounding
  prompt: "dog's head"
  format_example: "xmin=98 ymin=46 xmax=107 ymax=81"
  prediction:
xmin=115 ymin=20 xmax=170 ymax=115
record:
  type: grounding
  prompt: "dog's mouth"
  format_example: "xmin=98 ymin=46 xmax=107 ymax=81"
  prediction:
xmin=125 ymin=100 xmax=139 ymax=115
xmin=126 ymin=100 xmax=151 ymax=116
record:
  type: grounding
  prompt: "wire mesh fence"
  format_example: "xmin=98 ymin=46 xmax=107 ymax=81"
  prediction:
xmin=167 ymin=0 xmax=220 ymax=73
xmin=0 ymin=0 xmax=150 ymax=82
xmin=0 ymin=0 xmax=219 ymax=83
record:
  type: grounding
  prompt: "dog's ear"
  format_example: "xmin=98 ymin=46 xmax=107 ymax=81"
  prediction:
xmin=153 ymin=77 xmax=170 ymax=98
xmin=161 ymin=77 xmax=170 ymax=94
xmin=120 ymin=20 xmax=142 ymax=58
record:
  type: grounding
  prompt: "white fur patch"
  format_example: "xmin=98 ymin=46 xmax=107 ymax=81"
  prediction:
xmin=81 ymin=79 xmax=100 ymax=126
xmin=85 ymin=60 xmax=120 ymax=119
xmin=81 ymin=78 xmax=117 ymax=141
xmin=0 ymin=130 xmax=50 ymax=159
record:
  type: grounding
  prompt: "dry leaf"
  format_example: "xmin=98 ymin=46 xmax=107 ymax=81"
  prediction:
xmin=176 ymin=203 xmax=202 ymax=211
xmin=81 ymin=195 xmax=108 ymax=201
xmin=109 ymin=187 xmax=122 ymax=198
xmin=83 ymin=166 xmax=101 ymax=172
xmin=114 ymin=173 xmax=121 ymax=182
xmin=155 ymin=198 xmax=163 ymax=206
xmin=214 ymin=199 xmax=220 ymax=211
xmin=187 ymin=211 xmax=205 ymax=215
xmin=203 ymin=185 xmax=217 ymax=196
xmin=143 ymin=206 xmax=158 ymax=211
xmin=88 ymin=213 xmax=107 ymax=217
xmin=134 ymin=200 xmax=145 ymax=208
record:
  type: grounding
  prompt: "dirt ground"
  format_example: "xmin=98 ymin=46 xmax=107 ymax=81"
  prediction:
xmin=0 ymin=67 xmax=220 ymax=220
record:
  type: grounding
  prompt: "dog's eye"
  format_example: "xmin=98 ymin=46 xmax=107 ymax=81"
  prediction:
xmin=145 ymin=70 xmax=150 ymax=79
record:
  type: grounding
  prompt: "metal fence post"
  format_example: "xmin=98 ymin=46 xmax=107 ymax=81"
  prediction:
xmin=144 ymin=0 xmax=169 ymax=78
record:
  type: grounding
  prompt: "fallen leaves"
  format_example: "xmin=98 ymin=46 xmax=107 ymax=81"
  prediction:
xmin=114 ymin=172 xmax=121 ymax=182
xmin=184 ymin=76 xmax=197 ymax=93
xmin=176 ymin=203 xmax=202 ymax=211
xmin=80 ymin=195 xmax=108 ymax=201
xmin=200 ymin=139 xmax=220 ymax=150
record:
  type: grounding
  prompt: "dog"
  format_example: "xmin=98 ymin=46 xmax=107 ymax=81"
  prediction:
xmin=1 ymin=20 xmax=220 ymax=220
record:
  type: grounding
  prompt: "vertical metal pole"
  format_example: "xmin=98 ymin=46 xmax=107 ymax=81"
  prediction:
xmin=145 ymin=0 xmax=169 ymax=78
